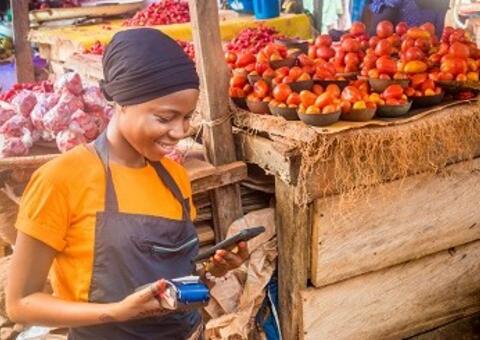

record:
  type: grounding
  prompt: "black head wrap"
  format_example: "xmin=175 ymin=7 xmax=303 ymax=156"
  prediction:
xmin=100 ymin=28 xmax=199 ymax=106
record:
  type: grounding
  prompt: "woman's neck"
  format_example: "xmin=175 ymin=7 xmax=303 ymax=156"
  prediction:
xmin=106 ymin=116 xmax=146 ymax=168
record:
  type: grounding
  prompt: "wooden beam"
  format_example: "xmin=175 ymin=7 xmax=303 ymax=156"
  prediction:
xmin=188 ymin=0 xmax=243 ymax=240
xmin=275 ymin=179 xmax=311 ymax=340
xmin=11 ymin=0 xmax=35 ymax=83
xmin=301 ymin=239 xmax=480 ymax=340
xmin=191 ymin=161 xmax=247 ymax=195
xmin=234 ymin=131 xmax=301 ymax=185
xmin=311 ymin=157 xmax=480 ymax=287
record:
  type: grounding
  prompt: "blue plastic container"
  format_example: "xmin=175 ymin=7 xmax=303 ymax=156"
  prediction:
xmin=253 ymin=0 xmax=280 ymax=20
xmin=228 ymin=0 xmax=254 ymax=14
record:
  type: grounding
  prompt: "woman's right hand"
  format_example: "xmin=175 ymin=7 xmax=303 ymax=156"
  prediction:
xmin=112 ymin=280 xmax=170 ymax=322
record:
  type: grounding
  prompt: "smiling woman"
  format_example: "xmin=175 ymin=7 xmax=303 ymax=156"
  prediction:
xmin=6 ymin=28 xmax=249 ymax=340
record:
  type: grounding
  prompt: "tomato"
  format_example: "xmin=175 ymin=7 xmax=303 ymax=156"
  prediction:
xmin=385 ymin=98 xmax=402 ymax=105
xmin=308 ymin=45 xmax=317 ymax=59
xmin=316 ymin=46 xmax=335 ymax=60
xmin=377 ymin=20 xmax=394 ymax=38
xmin=376 ymin=56 xmax=397 ymax=75
xmin=449 ymin=42 xmax=470 ymax=59
xmin=340 ymin=100 xmax=352 ymax=113
xmin=341 ymin=38 xmax=361 ymax=53
xmin=253 ymin=79 xmax=269 ymax=99
xmin=263 ymin=68 xmax=276 ymax=79
xmin=467 ymin=72 xmax=479 ymax=82
xmin=440 ymin=58 xmax=468 ymax=75
xmin=350 ymin=21 xmax=366 ymax=36
xmin=315 ymin=92 xmax=334 ymax=109
xmin=230 ymin=74 xmax=247 ymax=88
xmin=298 ymin=54 xmax=315 ymax=67
xmin=404 ymin=87 xmax=416 ymax=97
xmin=225 ymin=52 xmax=237 ymax=64
xmin=236 ymin=52 xmax=256 ymax=67
xmin=404 ymin=47 xmax=425 ymax=62
xmin=404 ymin=61 xmax=428 ymax=74
xmin=305 ymin=105 xmax=321 ymax=114
xmin=229 ymin=87 xmax=245 ymax=98
xmin=299 ymin=90 xmax=318 ymax=107
xmin=325 ymin=84 xmax=341 ymax=97
xmin=414 ymin=38 xmax=432 ymax=53
xmin=395 ymin=22 xmax=408 ymax=36
xmin=379 ymin=73 xmax=391 ymax=80
xmin=420 ymin=22 xmax=435 ymax=37
xmin=282 ymin=76 xmax=295 ymax=84
xmin=344 ymin=52 xmax=360 ymax=67
xmin=322 ymin=104 xmax=339 ymax=114
xmin=341 ymin=86 xmax=363 ymax=103
xmin=271 ymin=84 xmax=291 ymax=102
xmin=276 ymin=66 xmax=290 ymax=78
xmin=374 ymin=40 xmax=393 ymax=58
xmin=406 ymin=28 xmax=431 ymax=40
xmin=368 ymin=68 xmax=380 ymax=79
xmin=369 ymin=36 xmax=380 ymax=49
xmin=311 ymin=84 xmax=323 ymax=96
xmin=420 ymin=79 xmax=435 ymax=92
xmin=245 ymin=63 xmax=255 ymax=73
xmin=255 ymin=62 xmax=269 ymax=76
xmin=410 ymin=73 xmax=428 ymax=88
xmin=382 ymin=84 xmax=404 ymax=100
xmin=289 ymin=66 xmax=303 ymax=81
xmin=247 ymin=94 xmax=260 ymax=102
xmin=286 ymin=93 xmax=301 ymax=106
xmin=315 ymin=35 xmax=333 ymax=47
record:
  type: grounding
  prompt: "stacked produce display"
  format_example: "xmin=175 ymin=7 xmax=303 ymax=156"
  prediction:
xmin=123 ymin=0 xmax=190 ymax=27
xmin=228 ymin=20 xmax=480 ymax=126
xmin=0 ymin=73 xmax=111 ymax=157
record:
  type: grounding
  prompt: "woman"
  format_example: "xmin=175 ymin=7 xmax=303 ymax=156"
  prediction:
xmin=6 ymin=28 xmax=248 ymax=339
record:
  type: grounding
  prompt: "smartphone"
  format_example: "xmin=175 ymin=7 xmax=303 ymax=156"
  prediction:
xmin=193 ymin=226 xmax=266 ymax=263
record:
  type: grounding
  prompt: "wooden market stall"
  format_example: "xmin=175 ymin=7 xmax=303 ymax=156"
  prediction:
xmin=233 ymin=99 xmax=480 ymax=339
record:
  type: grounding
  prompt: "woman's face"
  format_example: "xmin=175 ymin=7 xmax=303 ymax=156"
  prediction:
xmin=118 ymin=89 xmax=199 ymax=161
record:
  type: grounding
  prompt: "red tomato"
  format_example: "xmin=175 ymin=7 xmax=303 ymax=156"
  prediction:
xmin=420 ymin=79 xmax=435 ymax=92
xmin=410 ymin=73 xmax=428 ymax=88
xmin=312 ymin=84 xmax=324 ymax=95
xmin=401 ymin=38 xmax=415 ymax=53
xmin=341 ymin=86 xmax=363 ymax=103
xmin=315 ymin=34 xmax=332 ymax=47
xmin=236 ymin=52 xmax=256 ymax=67
xmin=395 ymin=22 xmax=408 ymax=36
xmin=286 ymin=93 xmax=301 ymax=106
xmin=375 ymin=39 xmax=392 ymax=57
xmin=316 ymin=46 xmax=335 ymax=60
xmin=345 ymin=52 xmax=360 ymax=67
xmin=325 ymin=84 xmax=341 ymax=98
xmin=350 ymin=22 xmax=366 ymax=36
xmin=341 ymin=38 xmax=361 ymax=53
xmin=225 ymin=52 xmax=237 ymax=64
xmin=420 ymin=22 xmax=435 ymax=36
xmin=363 ymin=54 xmax=378 ymax=70
xmin=369 ymin=36 xmax=380 ymax=48
xmin=449 ymin=42 xmax=470 ymax=59
xmin=273 ymin=84 xmax=293 ymax=102
xmin=382 ymin=84 xmax=404 ymax=100
xmin=414 ymin=38 xmax=432 ymax=53
xmin=376 ymin=56 xmax=397 ymax=75
xmin=340 ymin=100 xmax=352 ymax=113
xmin=289 ymin=66 xmax=303 ymax=81
xmin=229 ymin=74 xmax=247 ymax=88
xmin=299 ymin=90 xmax=318 ymax=107
xmin=315 ymin=92 xmax=334 ymax=109
xmin=377 ymin=20 xmax=394 ymax=39
xmin=405 ymin=47 xmax=425 ymax=62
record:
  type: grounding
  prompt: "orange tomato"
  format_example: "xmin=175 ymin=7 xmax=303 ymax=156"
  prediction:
xmin=273 ymin=84 xmax=293 ymax=102
xmin=299 ymin=90 xmax=318 ymax=107
xmin=314 ymin=92 xmax=334 ymax=109
xmin=340 ymin=100 xmax=352 ymax=113
xmin=289 ymin=66 xmax=303 ymax=81
xmin=410 ymin=73 xmax=428 ymax=88
xmin=230 ymin=74 xmax=247 ymax=88
xmin=404 ymin=61 xmax=428 ymax=74
xmin=341 ymin=86 xmax=363 ymax=103
xmin=325 ymin=84 xmax=341 ymax=98
xmin=322 ymin=104 xmax=339 ymax=114
xmin=382 ymin=84 xmax=404 ymax=100
xmin=305 ymin=105 xmax=321 ymax=114
xmin=286 ymin=93 xmax=301 ymax=106
xmin=420 ymin=79 xmax=435 ymax=92
xmin=253 ymin=79 xmax=270 ymax=99
xmin=312 ymin=84 xmax=324 ymax=95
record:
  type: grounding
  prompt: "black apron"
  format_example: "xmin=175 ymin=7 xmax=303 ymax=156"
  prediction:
xmin=68 ymin=133 xmax=201 ymax=339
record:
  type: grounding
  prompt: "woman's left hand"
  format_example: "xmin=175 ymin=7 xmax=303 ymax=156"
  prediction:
xmin=208 ymin=241 xmax=249 ymax=277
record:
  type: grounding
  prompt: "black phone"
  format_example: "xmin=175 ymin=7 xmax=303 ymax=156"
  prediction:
xmin=193 ymin=226 xmax=266 ymax=263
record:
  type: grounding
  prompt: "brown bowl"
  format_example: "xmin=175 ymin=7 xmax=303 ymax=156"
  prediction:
xmin=269 ymin=104 xmax=299 ymax=121
xmin=314 ymin=79 xmax=349 ymax=89
xmin=247 ymin=74 xmax=262 ymax=86
xmin=410 ymin=92 xmax=445 ymax=108
xmin=231 ymin=97 xmax=248 ymax=110
xmin=341 ymin=107 xmax=376 ymax=122
xmin=269 ymin=57 xmax=296 ymax=70
xmin=298 ymin=111 xmax=341 ymax=127
xmin=377 ymin=101 xmax=412 ymax=117
xmin=369 ymin=78 xmax=410 ymax=92
xmin=290 ymin=80 xmax=314 ymax=92
xmin=336 ymin=72 xmax=358 ymax=80
xmin=275 ymin=38 xmax=309 ymax=54
xmin=246 ymin=100 xmax=271 ymax=114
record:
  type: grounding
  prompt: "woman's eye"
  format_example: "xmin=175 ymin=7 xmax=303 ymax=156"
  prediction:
xmin=156 ymin=116 xmax=171 ymax=123
xmin=184 ymin=115 xmax=192 ymax=121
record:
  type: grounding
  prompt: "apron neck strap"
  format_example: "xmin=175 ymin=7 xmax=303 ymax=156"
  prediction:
xmin=93 ymin=132 xmax=190 ymax=220
xmin=94 ymin=132 xmax=119 ymax=212
xmin=149 ymin=160 xmax=191 ymax=221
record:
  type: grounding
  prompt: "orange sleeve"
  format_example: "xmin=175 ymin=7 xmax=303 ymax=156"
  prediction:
xmin=15 ymin=167 xmax=70 ymax=251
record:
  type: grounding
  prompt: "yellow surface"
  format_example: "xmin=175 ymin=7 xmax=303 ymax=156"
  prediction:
xmin=29 ymin=13 xmax=312 ymax=50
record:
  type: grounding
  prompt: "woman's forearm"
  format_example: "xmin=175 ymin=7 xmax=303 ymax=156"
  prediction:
xmin=8 ymin=292 xmax=121 ymax=328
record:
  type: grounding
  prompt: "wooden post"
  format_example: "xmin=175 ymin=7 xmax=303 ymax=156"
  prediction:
xmin=275 ymin=179 xmax=311 ymax=340
xmin=313 ymin=0 xmax=323 ymax=33
xmin=188 ymin=0 xmax=243 ymax=240
xmin=11 ymin=0 xmax=35 ymax=83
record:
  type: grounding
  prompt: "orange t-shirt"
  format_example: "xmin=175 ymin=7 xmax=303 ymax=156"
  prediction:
xmin=15 ymin=145 xmax=196 ymax=302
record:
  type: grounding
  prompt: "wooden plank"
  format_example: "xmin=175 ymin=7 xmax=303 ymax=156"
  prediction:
xmin=234 ymin=131 xmax=301 ymax=185
xmin=311 ymin=158 xmax=480 ymax=287
xmin=11 ymin=0 xmax=35 ymax=83
xmin=65 ymin=53 xmax=104 ymax=82
xmin=409 ymin=313 xmax=480 ymax=339
xmin=275 ymin=179 xmax=311 ymax=340
xmin=301 ymin=240 xmax=480 ymax=340
xmin=195 ymin=223 xmax=215 ymax=246
xmin=190 ymin=161 xmax=247 ymax=195
xmin=184 ymin=158 xmax=216 ymax=182
xmin=188 ymin=0 xmax=243 ymax=240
